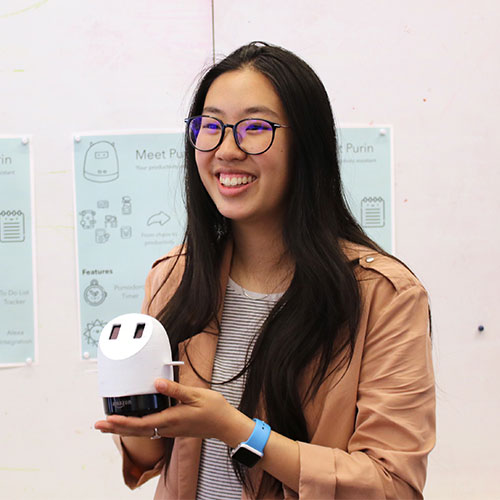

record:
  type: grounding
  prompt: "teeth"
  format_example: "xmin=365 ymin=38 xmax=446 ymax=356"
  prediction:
xmin=219 ymin=174 xmax=255 ymax=187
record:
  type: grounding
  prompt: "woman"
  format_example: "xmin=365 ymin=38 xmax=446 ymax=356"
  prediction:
xmin=95 ymin=42 xmax=435 ymax=499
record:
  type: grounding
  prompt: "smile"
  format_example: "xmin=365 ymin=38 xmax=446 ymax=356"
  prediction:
xmin=218 ymin=173 xmax=256 ymax=187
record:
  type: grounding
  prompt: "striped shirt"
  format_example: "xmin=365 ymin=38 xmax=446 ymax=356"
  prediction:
xmin=196 ymin=278 xmax=282 ymax=500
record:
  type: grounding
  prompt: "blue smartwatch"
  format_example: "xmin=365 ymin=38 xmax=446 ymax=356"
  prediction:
xmin=231 ymin=419 xmax=271 ymax=468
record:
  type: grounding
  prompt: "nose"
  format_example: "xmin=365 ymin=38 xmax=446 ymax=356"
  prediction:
xmin=215 ymin=126 xmax=246 ymax=161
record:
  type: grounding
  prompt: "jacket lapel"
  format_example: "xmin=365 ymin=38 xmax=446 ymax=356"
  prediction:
xmin=175 ymin=240 xmax=233 ymax=499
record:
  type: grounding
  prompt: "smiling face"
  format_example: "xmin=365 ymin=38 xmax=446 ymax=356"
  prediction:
xmin=195 ymin=68 xmax=291 ymax=229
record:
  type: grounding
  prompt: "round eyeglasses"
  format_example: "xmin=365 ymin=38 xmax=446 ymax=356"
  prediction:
xmin=185 ymin=115 xmax=289 ymax=155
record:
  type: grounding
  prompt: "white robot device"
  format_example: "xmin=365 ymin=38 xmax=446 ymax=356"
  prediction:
xmin=98 ymin=313 xmax=183 ymax=417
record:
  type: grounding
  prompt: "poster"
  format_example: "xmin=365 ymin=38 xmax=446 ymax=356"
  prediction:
xmin=0 ymin=136 xmax=37 ymax=366
xmin=338 ymin=126 xmax=393 ymax=252
xmin=73 ymin=132 xmax=185 ymax=359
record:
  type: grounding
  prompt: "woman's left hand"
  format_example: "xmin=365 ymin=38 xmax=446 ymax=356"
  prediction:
xmin=95 ymin=379 xmax=253 ymax=447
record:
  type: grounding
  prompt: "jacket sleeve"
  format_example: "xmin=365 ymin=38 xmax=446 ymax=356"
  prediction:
xmin=113 ymin=435 xmax=165 ymax=489
xmin=293 ymin=283 xmax=435 ymax=499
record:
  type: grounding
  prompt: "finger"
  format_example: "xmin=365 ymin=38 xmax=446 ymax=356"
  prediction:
xmin=155 ymin=378 xmax=196 ymax=404
xmin=94 ymin=419 xmax=107 ymax=429
xmin=105 ymin=412 xmax=167 ymax=428
xmin=95 ymin=417 xmax=135 ymax=434
xmin=106 ymin=411 xmax=174 ymax=434
xmin=94 ymin=419 xmax=122 ymax=435
xmin=98 ymin=414 xmax=158 ymax=437
xmin=105 ymin=414 xmax=143 ymax=425
xmin=94 ymin=420 xmax=113 ymax=432
xmin=97 ymin=420 xmax=153 ymax=438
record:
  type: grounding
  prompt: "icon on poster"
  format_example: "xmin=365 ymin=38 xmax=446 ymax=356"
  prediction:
xmin=79 ymin=209 xmax=96 ymax=229
xmin=122 ymin=196 xmax=132 ymax=215
xmin=121 ymin=226 xmax=132 ymax=239
xmin=95 ymin=228 xmax=110 ymax=243
xmin=147 ymin=211 xmax=170 ymax=226
xmin=83 ymin=141 xmax=119 ymax=183
xmin=83 ymin=319 xmax=107 ymax=347
xmin=105 ymin=215 xmax=118 ymax=228
xmin=0 ymin=210 xmax=25 ymax=242
xmin=84 ymin=279 xmax=108 ymax=306
xmin=361 ymin=197 xmax=385 ymax=228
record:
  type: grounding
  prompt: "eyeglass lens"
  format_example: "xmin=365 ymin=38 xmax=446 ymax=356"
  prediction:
xmin=188 ymin=116 xmax=274 ymax=154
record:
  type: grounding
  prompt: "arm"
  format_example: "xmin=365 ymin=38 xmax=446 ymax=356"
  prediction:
xmin=96 ymin=282 xmax=434 ymax=498
xmin=293 ymin=283 xmax=435 ymax=499
xmin=114 ymin=435 xmax=164 ymax=471
xmin=109 ymin=435 xmax=166 ymax=489
xmin=96 ymin=379 xmax=302 ymax=491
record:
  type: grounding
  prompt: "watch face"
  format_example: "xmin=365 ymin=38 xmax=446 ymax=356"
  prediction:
xmin=231 ymin=445 xmax=261 ymax=468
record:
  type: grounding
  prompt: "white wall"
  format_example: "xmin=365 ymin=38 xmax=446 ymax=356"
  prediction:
xmin=1 ymin=1 xmax=499 ymax=498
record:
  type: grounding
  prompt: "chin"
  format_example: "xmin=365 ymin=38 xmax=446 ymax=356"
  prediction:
xmin=215 ymin=205 xmax=252 ymax=222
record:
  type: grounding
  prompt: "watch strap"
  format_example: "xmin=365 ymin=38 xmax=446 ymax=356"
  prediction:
xmin=242 ymin=418 xmax=271 ymax=454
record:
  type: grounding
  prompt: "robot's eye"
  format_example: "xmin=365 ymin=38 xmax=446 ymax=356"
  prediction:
xmin=134 ymin=323 xmax=145 ymax=339
xmin=109 ymin=324 xmax=121 ymax=340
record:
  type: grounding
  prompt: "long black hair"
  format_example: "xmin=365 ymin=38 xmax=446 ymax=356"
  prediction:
xmin=153 ymin=41 xmax=383 ymax=494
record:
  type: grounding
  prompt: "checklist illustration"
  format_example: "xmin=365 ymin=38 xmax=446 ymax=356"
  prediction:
xmin=361 ymin=197 xmax=385 ymax=228
xmin=0 ymin=210 xmax=25 ymax=242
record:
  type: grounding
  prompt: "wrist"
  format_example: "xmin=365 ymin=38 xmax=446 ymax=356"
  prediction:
xmin=231 ymin=419 xmax=272 ymax=468
xmin=218 ymin=405 xmax=255 ymax=448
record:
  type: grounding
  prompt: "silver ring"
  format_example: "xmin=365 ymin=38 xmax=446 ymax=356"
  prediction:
xmin=150 ymin=427 xmax=162 ymax=440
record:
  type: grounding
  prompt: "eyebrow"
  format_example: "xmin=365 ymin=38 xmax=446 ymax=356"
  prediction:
xmin=202 ymin=106 xmax=280 ymax=120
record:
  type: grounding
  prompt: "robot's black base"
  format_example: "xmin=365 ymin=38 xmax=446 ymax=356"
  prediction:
xmin=103 ymin=393 xmax=171 ymax=417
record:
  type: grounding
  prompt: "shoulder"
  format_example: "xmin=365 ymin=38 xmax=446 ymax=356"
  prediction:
xmin=342 ymin=242 xmax=430 ymax=346
xmin=151 ymin=244 xmax=186 ymax=271
xmin=145 ymin=245 xmax=186 ymax=297
xmin=341 ymin=240 xmax=423 ymax=295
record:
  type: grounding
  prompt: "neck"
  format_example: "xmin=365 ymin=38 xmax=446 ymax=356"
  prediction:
xmin=230 ymin=218 xmax=294 ymax=294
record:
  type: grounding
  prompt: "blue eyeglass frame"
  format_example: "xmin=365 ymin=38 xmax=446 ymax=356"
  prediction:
xmin=184 ymin=115 xmax=289 ymax=155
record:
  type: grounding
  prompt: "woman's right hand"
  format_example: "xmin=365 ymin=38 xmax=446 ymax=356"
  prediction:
xmin=95 ymin=421 xmax=165 ymax=472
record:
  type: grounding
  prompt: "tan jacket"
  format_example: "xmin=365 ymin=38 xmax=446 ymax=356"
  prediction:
xmin=116 ymin=241 xmax=435 ymax=499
